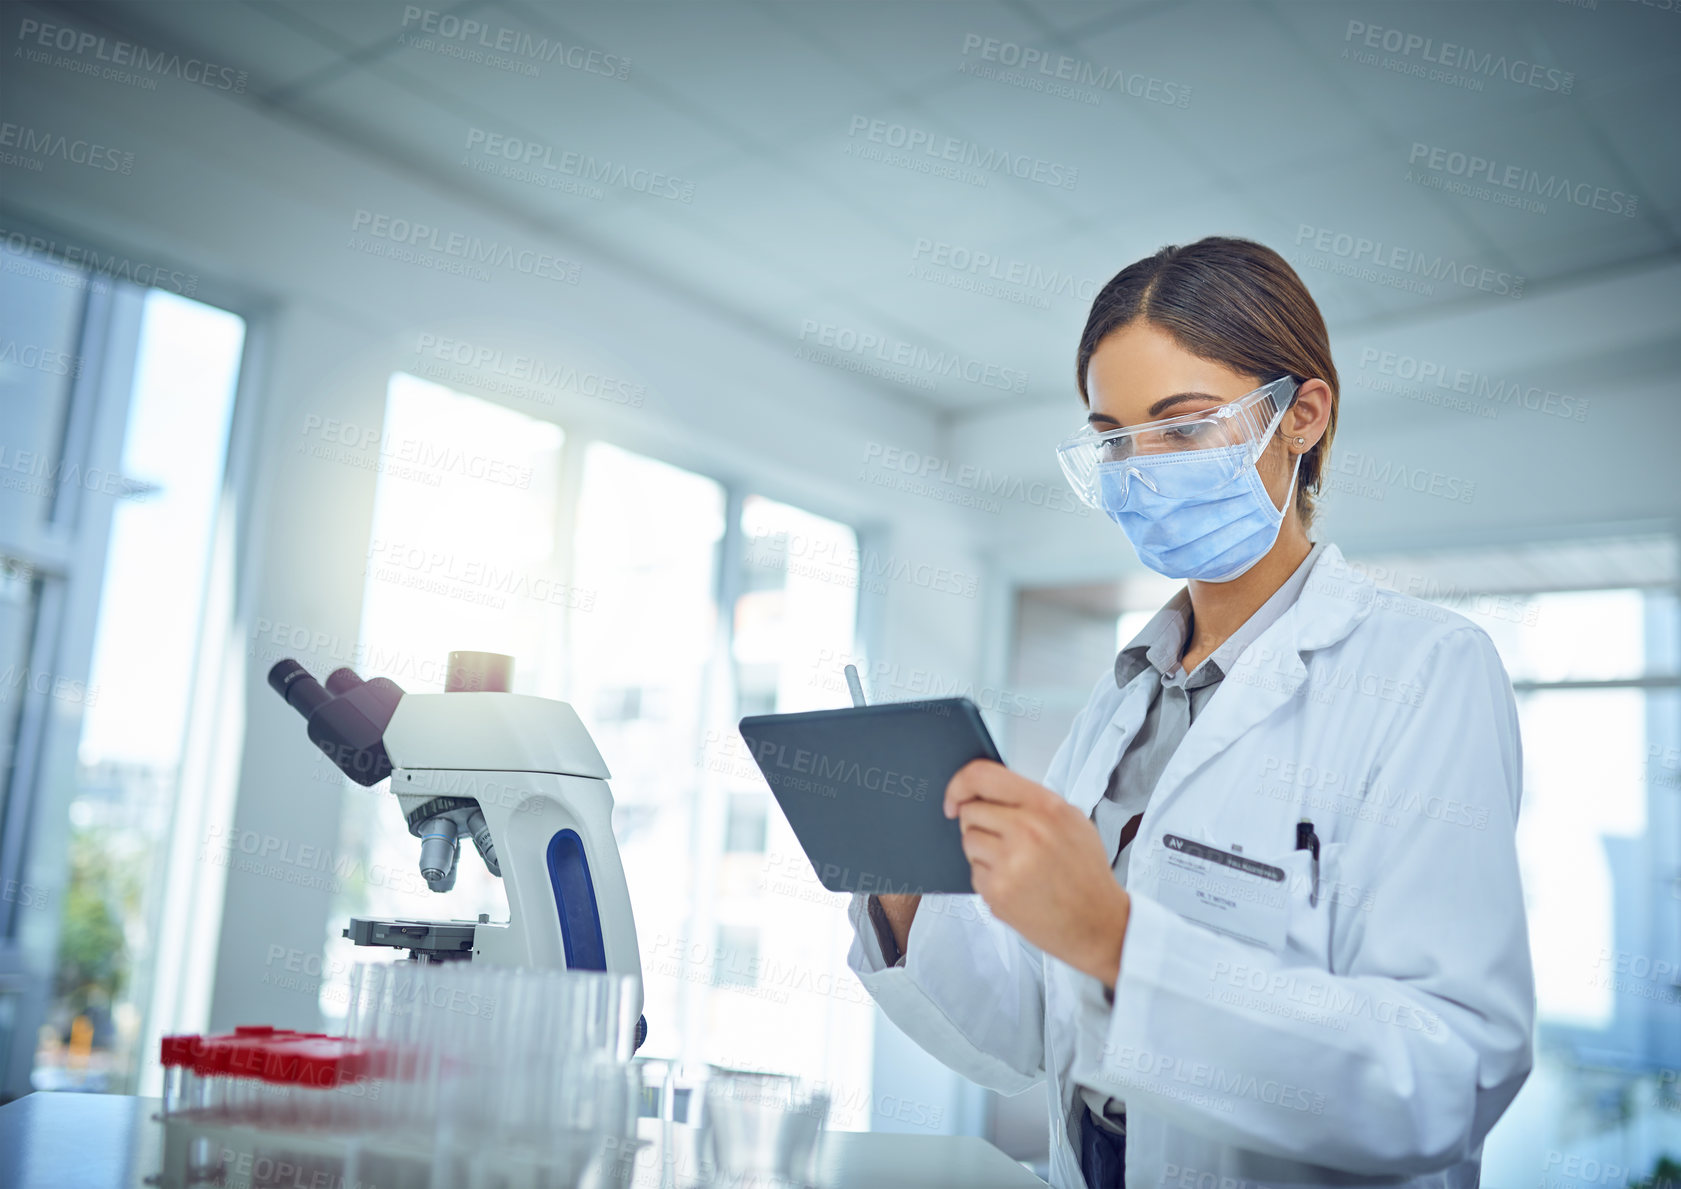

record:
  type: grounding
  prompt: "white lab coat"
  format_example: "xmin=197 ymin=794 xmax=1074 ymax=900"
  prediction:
xmin=846 ymin=542 xmax=1535 ymax=1188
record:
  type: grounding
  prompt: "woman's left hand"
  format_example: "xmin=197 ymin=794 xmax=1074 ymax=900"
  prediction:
xmin=945 ymin=759 xmax=1131 ymax=990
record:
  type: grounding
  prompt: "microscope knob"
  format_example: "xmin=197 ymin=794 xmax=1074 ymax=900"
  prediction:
xmin=634 ymin=1014 xmax=647 ymax=1053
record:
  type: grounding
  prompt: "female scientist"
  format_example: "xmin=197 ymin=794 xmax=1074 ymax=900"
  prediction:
xmin=846 ymin=236 xmax=1535 ymax=1189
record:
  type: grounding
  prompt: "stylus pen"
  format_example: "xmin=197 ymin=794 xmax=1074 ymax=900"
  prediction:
xmin=844 ymin=663 xmax=867 ymax=707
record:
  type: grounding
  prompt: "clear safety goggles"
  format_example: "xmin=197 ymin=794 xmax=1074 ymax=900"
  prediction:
xmin=1055 ymin=374 xmax=1300 ymax=507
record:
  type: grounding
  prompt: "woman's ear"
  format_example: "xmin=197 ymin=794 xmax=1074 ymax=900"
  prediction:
xmin=1286 ymin=380 xmax=1334 ymax=450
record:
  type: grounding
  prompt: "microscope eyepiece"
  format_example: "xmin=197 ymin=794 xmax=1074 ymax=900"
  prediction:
xmin=325 ymin=667 xmax=366 ymax=696
xmin=267 ymin=658 xmax=403 ymax=787
xmin=269 ymin=658 xmax=331 ymax=719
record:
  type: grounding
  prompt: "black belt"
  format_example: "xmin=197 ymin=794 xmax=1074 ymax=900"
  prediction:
xmin=1078 ymin=1102 xmax=1126 ymax=1189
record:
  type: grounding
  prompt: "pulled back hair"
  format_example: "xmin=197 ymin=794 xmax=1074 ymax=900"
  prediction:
xmin=1075 ymin=236 xmax=1340 ymax=527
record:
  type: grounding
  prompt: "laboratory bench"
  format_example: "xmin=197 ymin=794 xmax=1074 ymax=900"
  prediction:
xmin=0 ymin=1090 xmax=1049 ymax=1188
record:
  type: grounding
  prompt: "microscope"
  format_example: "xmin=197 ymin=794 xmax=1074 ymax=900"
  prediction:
xmin=268 ymin=650 xmax=646 ymax=1050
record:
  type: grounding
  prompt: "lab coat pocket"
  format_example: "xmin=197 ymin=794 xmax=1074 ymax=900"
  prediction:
xmin=1276 ymin=845 xmax=1336 ymax=967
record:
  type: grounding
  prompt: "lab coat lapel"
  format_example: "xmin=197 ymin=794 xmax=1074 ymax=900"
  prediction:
xmin=1138 ymin=543 xmax=1375 ymax=832
xmin=1054 ymin=547 xmax=1375 ymax=1186
xmin=1065 ymin=675 xmax=1157 ymax=817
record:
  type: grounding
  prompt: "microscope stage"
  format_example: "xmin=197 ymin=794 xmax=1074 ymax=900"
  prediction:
xmin=342 ymin=916 xmax=478 ymax=959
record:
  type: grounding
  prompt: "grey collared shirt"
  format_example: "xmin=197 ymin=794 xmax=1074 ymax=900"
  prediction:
xmin=1078 ymin=541 xmax=1323 ymax=1134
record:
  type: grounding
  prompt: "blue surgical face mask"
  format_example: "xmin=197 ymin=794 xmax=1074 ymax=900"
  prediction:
xmin=1096 ymin=427 xmax=1300 ymax=583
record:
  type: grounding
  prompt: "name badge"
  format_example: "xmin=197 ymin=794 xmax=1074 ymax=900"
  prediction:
xmin=1151 ymin=834 xmax=1289 ymax=952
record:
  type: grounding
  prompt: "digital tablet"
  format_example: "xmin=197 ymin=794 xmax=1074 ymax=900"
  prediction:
xmin=737 ymin=697 xmax=1003 ymax=894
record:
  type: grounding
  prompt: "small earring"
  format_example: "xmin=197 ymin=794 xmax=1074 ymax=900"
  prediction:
xmin=1295 ymin=437 xmax=1305 ymax=444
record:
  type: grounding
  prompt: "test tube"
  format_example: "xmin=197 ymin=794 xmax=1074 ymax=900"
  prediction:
xmin=329 ymin=958 xmax=647 ymax=1183
xmin=159 ymin=1035 xmax=204 ymax=1115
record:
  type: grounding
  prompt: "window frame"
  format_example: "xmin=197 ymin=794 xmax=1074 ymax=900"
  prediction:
xmin=0 ymin=214 xmax=266 ymax=1100
xmin=0 ymin=246 xmax=138 ymax=1099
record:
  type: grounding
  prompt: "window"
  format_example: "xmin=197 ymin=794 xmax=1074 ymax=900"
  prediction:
xmin=322 ymin=373 xmax=568 ymax=995
xmin=1327 ymin=539 xmax=1681 ymax=1183
xmin=704 ymin=494 xmax=872 ymax=1100
xmin=565 ymin=441 xmax=727 ymax=1071
xmin=711 ymin=924 xmax=760 ymax=989
xmin=723 ymin=792 xmax=768 ymax=854
xmin=327 ymin=395 xmax=877 ymax=1120
xmin=0 ymin=252 xmax=246 ymax=1097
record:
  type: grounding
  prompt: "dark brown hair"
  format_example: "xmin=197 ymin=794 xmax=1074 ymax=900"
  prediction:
xmin=1075 ymin=236 xmax=1339 ymax=527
